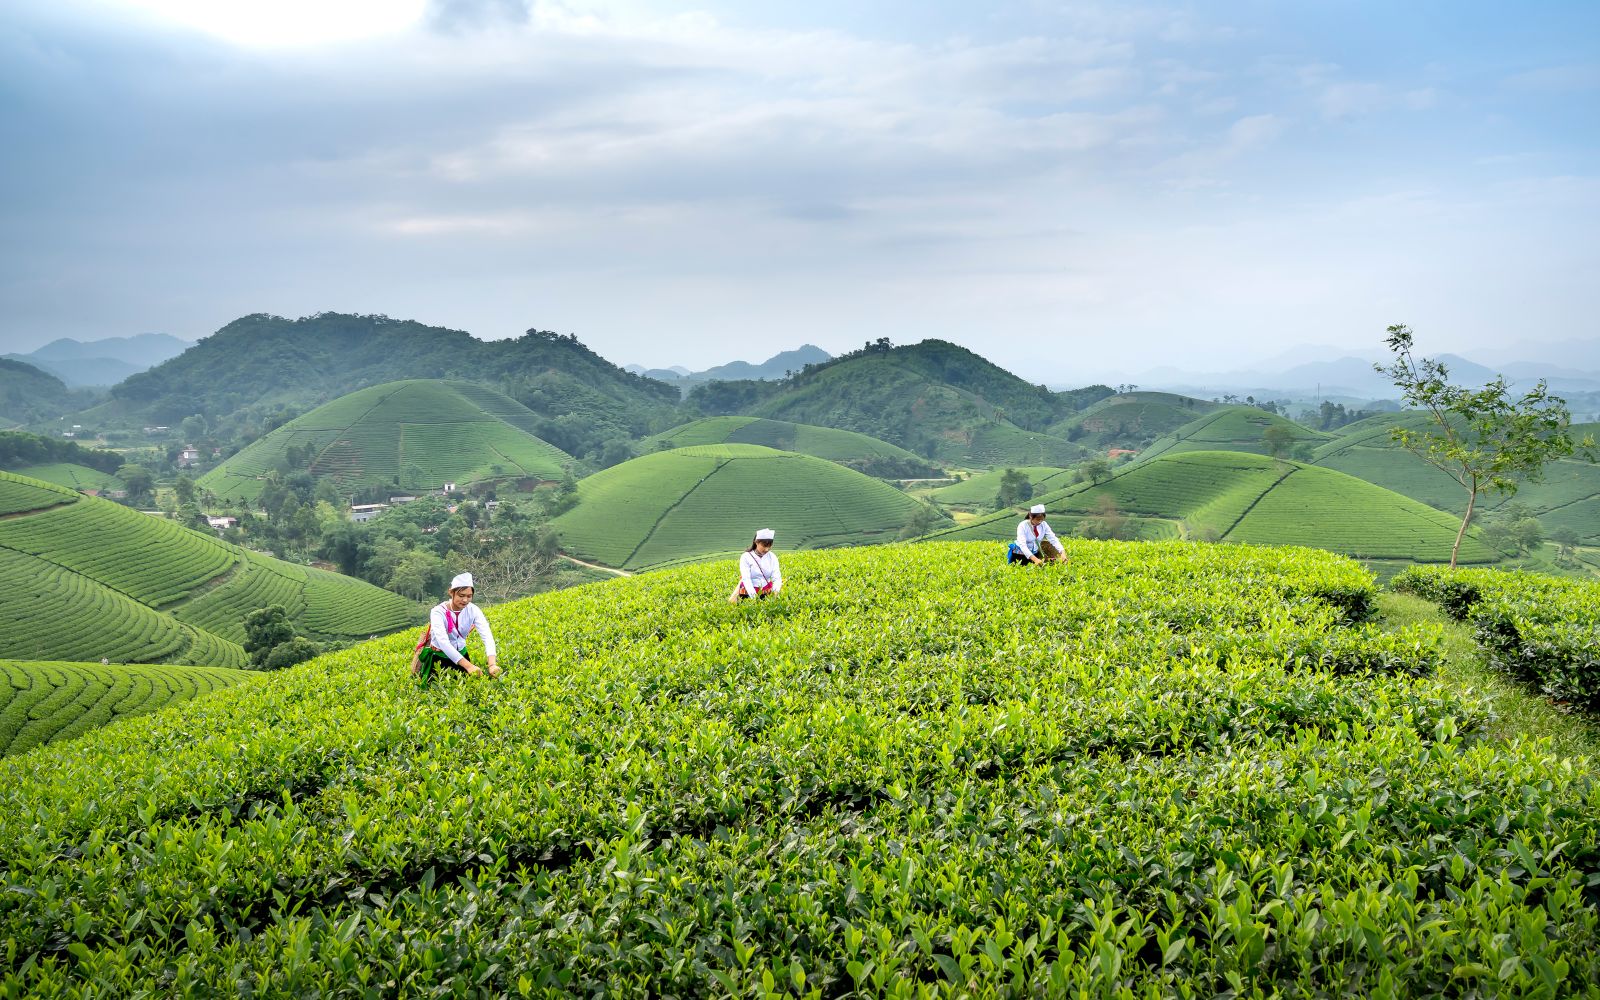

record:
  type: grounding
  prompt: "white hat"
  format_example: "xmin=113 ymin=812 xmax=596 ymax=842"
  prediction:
xmin=1028 ymin=504 xmax=1046 ymax=515
xmin=755 ymin=528 xmax=776 ymax=541
xmin=450 ymin=572 xmax=474 ymax=591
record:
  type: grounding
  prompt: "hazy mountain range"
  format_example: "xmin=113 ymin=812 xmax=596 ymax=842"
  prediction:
xmin=626 ymin=344 xmax=832 ymax=387
xmin=3 ymin=333 xmax=193 ymax=387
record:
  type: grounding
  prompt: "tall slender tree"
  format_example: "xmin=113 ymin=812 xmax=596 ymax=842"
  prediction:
xmin=1376 ymin=324 xmax=1592 ymax=568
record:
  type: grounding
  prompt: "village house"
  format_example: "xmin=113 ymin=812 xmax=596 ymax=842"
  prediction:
xmin=349 ymin=503 xmax=389 ymax=523
xmin=177 ymin=445 xmax=202 ymax=468
xmin=206 ymin=516 xmax=238 ymax=531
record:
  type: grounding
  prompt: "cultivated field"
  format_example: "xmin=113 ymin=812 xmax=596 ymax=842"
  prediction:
xmin=645 ymin=416 xmax=931 ymax=470
xmin=1136 ymin=407 xmax=1332 ymax=462
xmin=198 ymin=380 xmax=573 ymax=500
xmin=2 ymin=542 xmax=1596 ymax=995
xmin=7 ymin=462 xmax=125 ymax=493
xmin=927 ymin=451 xmax=1499 ymax=563
xmin=0 ymin=470 xmax=417 ymax=665
xmin=551 ymin=445 xmax=940 ymax=570
xmin=924 ymin=466 xmax=1069 ymax=510
xmin=0 ymin=659 xmax=254 ymax=756
xmin=1047 ymin=391 xmax=1218 ymax=444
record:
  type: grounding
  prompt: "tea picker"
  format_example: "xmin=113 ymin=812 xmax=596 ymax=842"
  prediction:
xmin=411 ymin=572 xmax=501 ymax=686
xmin=729 ymin=528 xmax=783 ymax=602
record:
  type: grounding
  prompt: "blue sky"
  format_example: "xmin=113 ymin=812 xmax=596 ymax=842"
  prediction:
xmin=1 ymin=0 xmax=1595 ymax=382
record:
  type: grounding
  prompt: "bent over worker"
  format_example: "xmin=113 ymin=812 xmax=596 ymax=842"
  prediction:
xmin=1008 ymin=503 xmax=1066 ymax=566
xmin=729 ymin=528 xmax=783 ymax=602
xmin=412 ymin=572 xmax=500 ymax=685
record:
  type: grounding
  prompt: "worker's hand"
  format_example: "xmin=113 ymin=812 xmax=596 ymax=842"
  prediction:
xmin=460 ymin=659 xmax=480 ymax=676
xmin=486 ymin=656 xmax=501 ymax=678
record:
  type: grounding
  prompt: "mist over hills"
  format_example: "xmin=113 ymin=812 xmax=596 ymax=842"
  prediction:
xmin=625 ymin=344 xmax=833 ymax=388
xmin=3 ymin=333 xmax=193 ymax=388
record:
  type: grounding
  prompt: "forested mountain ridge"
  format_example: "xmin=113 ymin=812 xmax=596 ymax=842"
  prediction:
xmin=686 ymin=339 xmax=1101 ymax=464
xmin=0 ymin=358 xmax=89 ymax=425
xmin=111 ymin=312 xmax=680 ymax=427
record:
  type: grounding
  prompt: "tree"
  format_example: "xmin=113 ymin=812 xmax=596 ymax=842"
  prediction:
xmin=993 ymin=468 xmax=1033 ymax=511
xmin=118 ymin=463 xmax=154 ymax=504
xmin=897 ymin=503 xmax=942 ymax=541
xmin=1075 ymin=494 xmax=1131 ymax=540
xmin=262 ymin=637 xmax=322 ymax=671
xmin=1262 ymin=425 xmax=1295 ymax=459
xmin=455 ymin=523 xmax=562 ymax=603
xmin=173 ymin=475 xmax=197 ymax=504
xmin=1376 ymin=324 xmax=1593 ymax=568
xmin=243 ymin=605 xmax=295 ymax=669
xmin=1081 ymin=458 xmax=1112 ymax=485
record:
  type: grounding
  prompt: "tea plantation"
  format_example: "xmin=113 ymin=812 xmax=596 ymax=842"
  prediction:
xmin=6 ymin=463 xmax=124 ymax=494
xmin=1047 ymin=391 xmax=1218 ymax=446
xmin=0 ymin=660 xmax=254 ymax=757
xmin=2 ymin=541 xmax=1596 ymax=996
xmin=928 ymin=451 xmax=1499 ymax=563
xmin=198 ymin=380 xmax=573 ymax=501
xmin=0 ymin=470 xmax=418 ymax=666
xmin=645 ymin=417 xmax=931 ymax=471
xmin=551 ymin=445 xmax=943 ymax=570
xmin=1136 ymin=407 xmax=1332 ymax=463
xmin=926 ymin=467 xmax=1073 ymax=511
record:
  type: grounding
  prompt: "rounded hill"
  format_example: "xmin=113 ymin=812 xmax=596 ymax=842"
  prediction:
xmin=1048 ymin=391 xmax=1219 ymax=447
xmin=927 ymin=450 xmax=1499 ymax=563
xmin=199 ymin=380 xmax=573 ymax=501
xmin=0 ymin=470 xmax=418 ymax=667
xmin=1136 ymin=406 xmax=1331 ymax=462
xmin=4 ymin=542 xmax=1596 ymax=994
xmin=643 ymin=416 xmax=939 ymax=476
xmin=550 ymin=444 xmax=944 ymax=569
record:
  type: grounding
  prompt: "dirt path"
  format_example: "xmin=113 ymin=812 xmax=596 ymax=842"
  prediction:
xmin=559 ymin=554 xmax=633 ymax=577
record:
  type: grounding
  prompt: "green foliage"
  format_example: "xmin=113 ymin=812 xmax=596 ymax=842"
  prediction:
xmin=7 ymin=462 xmax=125 ymax=493
xmin=243 ymin=604 xmax=295 ymax=668
xmin=551 ymin=445 xmax=944 ymax=569
xmin=199 ymin=380 xmax=574 ymax=501
xmin=0 ymin=469 xmax=76 ymax=515
xmin=926 ymin=466 xmax=1069 ymax=511
xmin=1394 ymin=564 xmax=1600 ymax=712
xmin=0 ymin=358 xmax=85 ymax=423
xmin=3 ymin=542 xmax=1599 ymax=995
xmin=0 ymin=659 xmax=254 ymax=756
xmin=992 ymin=467 xmax=1033 ymax=510
xmin=112 ymin=313 xmax=679 ymax=428
xmin=0 ymin=430 xmax=123 ymax=475
xmin=1137 ymin=406 xmax=1332 ymax=463
xmin=1377 ymin=324 xmax=1593 ymax=567
xmin=262 ymin=636 xmax=322 ymax=671
xmin=929 ymin=452 xmax=1500 ymax=563
xmin=1048 ymin=391 xmax=1218 ymax=448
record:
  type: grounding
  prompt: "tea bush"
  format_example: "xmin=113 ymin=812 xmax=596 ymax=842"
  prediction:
xmin=2 ymin=542 xmax=1597 ymax=997
xmin=1395 ymin=565 xmax=1600 ymax=711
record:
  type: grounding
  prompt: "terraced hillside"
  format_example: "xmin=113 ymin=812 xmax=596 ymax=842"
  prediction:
xmin=1048 ymin=391 xmax=1218 ymax=447
xmin=0 ymin=660 xmax=254 ymax=757
xmin=550 ymin=445 xmax=944 ymax=570
xmin=927 ymin=451 xmax=1499 ymax=563
xmin=4 ymin=543 xmax=1599 ymax=995
xmin=1314 ymin=414 xmax=1600 ymax=542
xmin=8 ymin=462 xmax=124 ymax=493
xmin=643 ymin=417 xmax=938 ymax=475
xmin=1136 ymin=406 xmax=1332 ymax=462
xmin=199 ymin=380 xmax=574 ymax=501
xmin=0 ymin=470 xmax=417 ymax=666
xmin=924 ymin=465 xmax=1072 ymax=511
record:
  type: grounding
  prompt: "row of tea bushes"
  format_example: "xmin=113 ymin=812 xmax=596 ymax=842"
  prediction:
xmin=2 ymin=542 xmax=1597 ymax=996
xmin=1394 ymin=565 xmax=1600 ymax=712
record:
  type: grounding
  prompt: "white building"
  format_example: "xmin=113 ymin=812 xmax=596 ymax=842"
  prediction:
xmin=206 ymin=516 xmax=238 ymax=530
xmin=350 ymin=503 xmax=389 ymax=523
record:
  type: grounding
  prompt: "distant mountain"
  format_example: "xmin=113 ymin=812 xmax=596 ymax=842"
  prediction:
xmin=626 ymin=345 xmax=834 ymax=389
xmin=109 ymin=313 xmax=681 ymax=457
xmin=687 ymin=339 xmax=1088 ymax=467
xmin=5 ymin=333 xmax=194 ymax=388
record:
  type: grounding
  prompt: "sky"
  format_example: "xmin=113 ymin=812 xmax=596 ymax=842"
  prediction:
xmin=1 ymin=0 xmax=1596 ymax=383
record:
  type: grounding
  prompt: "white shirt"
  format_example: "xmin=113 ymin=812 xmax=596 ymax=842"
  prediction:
xmin=429 ymin=601 xmax=497 ymax=664
xmin=739 ymin=549 xmax=782 ymax=595
xmin=1016 ymin=517 xmax=1060 ymax=556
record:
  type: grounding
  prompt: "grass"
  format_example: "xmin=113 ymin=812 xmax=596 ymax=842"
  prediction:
xmin=0 ymin=470 xmax=418 ymax=665
xmin=1376 ymin=592 xmax=1600 ymax=759
xmin=198 ymin=380 xmax=574 ymax=500
xmin=0 ymin=659 xmax=255 ymax=757
xmin=552 ymin=444 xmax=943 ymax=569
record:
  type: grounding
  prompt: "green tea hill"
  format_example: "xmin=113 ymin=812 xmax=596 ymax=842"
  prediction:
xmin=926 ymin=450 xmax=1500 ymax=563
xmin=105 ymin=312 xmax=681 ymax=435
xmin=1135 ymin=406 xmax=1332 ymax=462
xmin=0 ymin=659 xmax=254 ymax=757
xmin=689 ymin=340 xmax=1087 ymax=467
xmin=550 ymin=444 xmax=945 ymax=570
xmin=8 ymin=462 xmax=124 ymax=493
xmin=1048 ymin=390 xmax=1219 ymax=448
xmin=643 ymin=416 xmax=940 ymax=477
xmin=1312 ymin=414 xmax=1600 ymax=543
xmin=198 ymin=380 xmax=574 ymax=501
xmin=0 ymin=470 xmax=418 ymax=667
xmin=4 ymin=542 xmax=1596 ymax=995
xmin=924 ymin=465 xmax=1074 ymax=511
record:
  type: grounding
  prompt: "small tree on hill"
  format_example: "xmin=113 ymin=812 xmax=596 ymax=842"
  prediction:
xmin=1262 ymin=425 xmax=1294 ymax=459
xmin=1376 ymin=324 xmax=1592 ymax=568
xmin=243 ymin=605 xmax=295 ymax=668
xmin=993 ymin=468 xmax=1033 ymax=511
